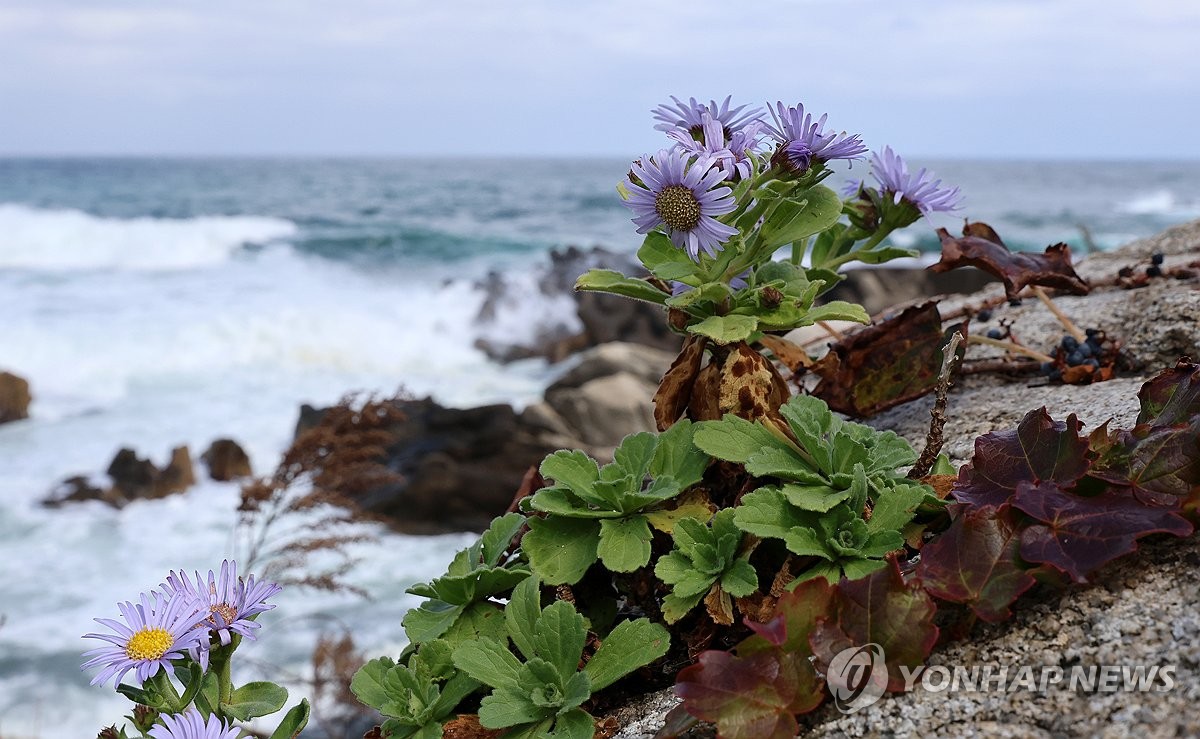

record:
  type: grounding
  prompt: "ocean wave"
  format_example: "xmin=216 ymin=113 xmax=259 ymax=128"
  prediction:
xmin=1117 ymin=190 xmax=1200 ymax=218
xmin=0 ymin=204 xmax=297 ymax=271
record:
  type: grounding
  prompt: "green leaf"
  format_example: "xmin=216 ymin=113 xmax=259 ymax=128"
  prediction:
xmin=732 ymin=488 xmax=815 ymax=542
xmin=452 ymin=638 xmax=524 ymax=690
xmin=523 ymin=517 xmax=600 ymax=585
xmin=402 ymin=599 xmax=463 ymax=644
xmin=222 ymin=681 xmax=289 ymax=721
xmin=559 ymin=672 xmax=593 ymax=713
xmin=638 ymin=231 xmax=699 ymax=281
xmin=645 ymin=499 xmax=715 ymax=533
xmin=609 ymin=432 xmax=657 ymax=481
xmin=661 ymin=590 xmax=705 ymax=624
xmin=694 ymin=415 xmax=790 ymax=464
xmin=585 ymin=618 xmax=671 ymax=691
xmin=551 ymin=708 xmax=597 ymax=739
xmin=431 ymin=672 xmax=483 ymax=717
xmin=350 ymin=657 xmax=397 ymax=709
xmin=687 ymin=314 xmax=759 ymax=345
xmin=757 ymin=185 xmax=843 ymax=249
xmin=539 ymin=450 xmax=601 ymax=499
xmin=803 ymin=300 xmax=870 ymax=325
xmin=776 ymin=483 xmax=851 ymax=513
xmin=267 ymin=699 xmax=311 ymax=739
xmin=782 ymin=527 xmax=833 ymax=560
xmin=505 ymin=576 xmax=542 ymax=662
xmin=479 ymin=512 xmax=526 ymax=566
xmin=575 ymin=269 xmax=669 ymax=305
xmin=850 ymin=245 xmax=919 ymax=265
xmin=533 ymin=601 xmax=588 ymax=679
xmin=666 ymin=281 xmax=732 ymax=309
xmin=867 ymin=482 xmax=929 ymax=534
xmin=442 ymin=601 xmax=507 ymax=646
xmin=596 ymin=516 xmax=654 ymax=572
xmin=478 ymin=684 xmax=547 ymax=728
xmin=721 ymin=558 xmax=760 ymax=598
xmin=650 ymin=418 xmax=710 ymax=489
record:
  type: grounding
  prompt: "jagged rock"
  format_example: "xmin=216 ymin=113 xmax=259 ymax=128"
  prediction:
xmin=41 ymin=475 xmax=125 ymax=508
xmin=157 ymin=446 xmax=196 ymax=497
xmin=339 ymin=399 xmax=568 ymax=535
xmin=201 ymin=438 xmax=253 ymax=481
xmin=0 ymin=371 xmax=31 ymax=424
xmin=106 ymin=448 xmax=158 ymax=498
xmin=548 ymin=342 xmax=677 ymax=390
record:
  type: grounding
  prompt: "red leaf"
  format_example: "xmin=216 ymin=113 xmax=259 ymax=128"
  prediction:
xmin=915 ymin=505 xmax=1038 ymax=623
xmin=1014 ymin=481 xmax=1193 ymax=583
xmin=674 ymin=651 xmax=809 ymax=739
xmin=928 ymin=222 xmax=1089 ymax=300
xmin=810 ymin=302 xmax=967 ymax=418
xmin=742 ymin=577 xmax=835 ymax=653
xmin=1136 ymin=358 xmax=1200 ymax=426
xmin=952 ymin=408 xmax=1092 ymax=510
xmin=809 ymin=559 xmax=939 ymax=693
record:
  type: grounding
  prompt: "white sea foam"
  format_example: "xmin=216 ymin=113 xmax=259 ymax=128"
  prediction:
xmin=1117 ymin=189 xmax=1200 ymax=218
xmin=0 ymin=204 xmax=297 ymax=270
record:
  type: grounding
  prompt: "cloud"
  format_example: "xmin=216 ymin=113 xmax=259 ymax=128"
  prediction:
xmin=1 ymin=0 xmax=1197 ymax=156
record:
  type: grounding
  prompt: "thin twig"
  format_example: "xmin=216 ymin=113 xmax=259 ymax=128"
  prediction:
xmin=908 ymin=331 xmax=965 ymax=479
xmin=1032 ymin=286 xmax=1086 ymax=343
xmin=968 ymin=334 xmax=1054 ymax=363
xmin=817 ymin=320 xmax=845 ymax=341
xmin=959 ymin=358 xmax=1043 ymax=375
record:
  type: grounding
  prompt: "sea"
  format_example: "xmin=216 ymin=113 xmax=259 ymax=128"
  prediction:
xmin=0 ymin=157 xmax=1197 ymax=736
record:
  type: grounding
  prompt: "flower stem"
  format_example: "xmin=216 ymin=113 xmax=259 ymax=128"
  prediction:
xmin=1032 ymin=286 xmax=1086 ymax=343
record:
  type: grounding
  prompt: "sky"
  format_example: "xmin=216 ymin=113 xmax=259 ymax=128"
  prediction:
xmin=2 ymin=0 xmax=1199 ymax=159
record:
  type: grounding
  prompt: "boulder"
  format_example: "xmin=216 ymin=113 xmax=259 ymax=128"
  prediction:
xmin=44 ymin=445 xmax=197 ymax=508
xmin=339 ymin=399 xmax=568 ymax=535
xmin=201 ymin=439 xmax=253 ymax=481
xmin=0 ymin=371 xmax=31 ymax=424
xmin=545 ymin=371 xmax=658 ymax=449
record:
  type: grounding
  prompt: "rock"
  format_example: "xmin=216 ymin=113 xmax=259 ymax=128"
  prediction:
xmin=338 ymin=399 xmax=568 ymax=535
xmin=201 ymin=439 xmax=253 ymax=481
xmin=156 ymin=446 xmax=196 ymax=497
xmin=41 ymin=475 xmax=126 ymax=508
xmin=823 ymin=265 xmax=996 ymax=316
xmin=106 ymin=448 xmax=158 ymax=498
xmin=545 ymin=371 xmax=658 ymax=449
xmin=0 ymin=370 xmax=31 ymax=424
xmin=547 ymin=342 xmax=677 ymax=391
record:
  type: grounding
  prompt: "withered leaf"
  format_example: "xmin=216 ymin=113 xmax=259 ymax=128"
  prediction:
xmin=653 ymin=335 xmax=708 ymax=431
xmin=929 ymin=221 xmax=1089 ymax=300
xmin=756 ymin=334 xmax=813 ymax=373
xmin=811 ymin=302 xmax=966 ymax=418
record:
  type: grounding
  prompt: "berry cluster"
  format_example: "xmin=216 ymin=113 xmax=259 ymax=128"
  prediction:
xmin=1042 ymin=328 xmax=1110 ymax=383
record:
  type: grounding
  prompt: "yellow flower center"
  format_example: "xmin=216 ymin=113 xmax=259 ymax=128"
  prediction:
xmin=655 ymin=185 xmax=702 ymax=232
xmin=124 ymin=627 xmax=174 ymax=661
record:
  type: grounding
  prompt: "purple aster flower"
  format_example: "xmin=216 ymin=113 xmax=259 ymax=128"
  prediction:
xmin=869 ymin=146 xmax=963 ymax=214
xmin=767 ymin=102 xmax=868 ymax=172
xmin=161 ymin=560 xmax=282 ymax=649
xmin=668 ymin=113 xmax=765 ymax=181
xmin=149 ymin=708 xmax=240 ymax=739
xmin=652 ymin=95 xmax=763 ymax=137
xmin=82 ymin=591 xmax=207 ymax=687
xmin=623 ymin=149 xmax=739 ymax=261
xmin=841 ymin=179 xmax=864 ymax=198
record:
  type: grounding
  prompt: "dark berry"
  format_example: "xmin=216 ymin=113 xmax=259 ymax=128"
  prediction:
xmin=976 ymin=308 xmax=993 ymax=322
xmin=1085 ymin=327 xmax=1101 ymax=339
xmin=1062 ymin=336 xmax=1079 ymax=352
xmin=1152 ymin=252 xmax=1165 ymax=265
xmin=986 ymin=328 xmax=1005 ymax=339
xmin=1040 ymin=362 xmax=1056 ymax=375
xmin=1147 ymin=265 xmax=1162 ymax=277
xmin=1048 ymin=369 xmax=1062 ymax=381
xmin=1008 ymin=298 xmax=1023 ymax=307
xmin=1076 ymin=342 xmax=1094 ymax=358
xmin=1118 ymin=266 xmax=1134 ymax=278
xmin=1067 ymin=351 xmax=1084 ymax=366
xmin=1084 ymin=358 xmax=1100 ymax=369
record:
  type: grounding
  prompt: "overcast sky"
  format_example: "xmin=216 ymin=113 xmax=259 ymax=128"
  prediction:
xmin=2 ymin=0 xmax=1198 ymax=159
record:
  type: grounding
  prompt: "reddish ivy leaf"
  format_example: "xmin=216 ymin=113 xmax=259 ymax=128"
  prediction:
xmin=675 ymin=579 xmax=834 ymax=738
xmin=929 ymin=221 xmax=1089 ymax=300
xmin=1136 ymin=358 xmax=1200 ymax=426
xmin=809 ymin=559 xmax=938 ymax=692
xmin=674 ymin=651 xmax=805 ymax=739
xmin=1091 ymin=422 xmax=1200 ymax=500
xmin=952 ymin=408 xmax=1092 ymax=510
xmin=811 ymin=302 xmax=967 ymax=418
xmin=915 ymin=504 xmax=1038 ymax=623
xmin=1014 ymin=481 xmax=1193 ymax=583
